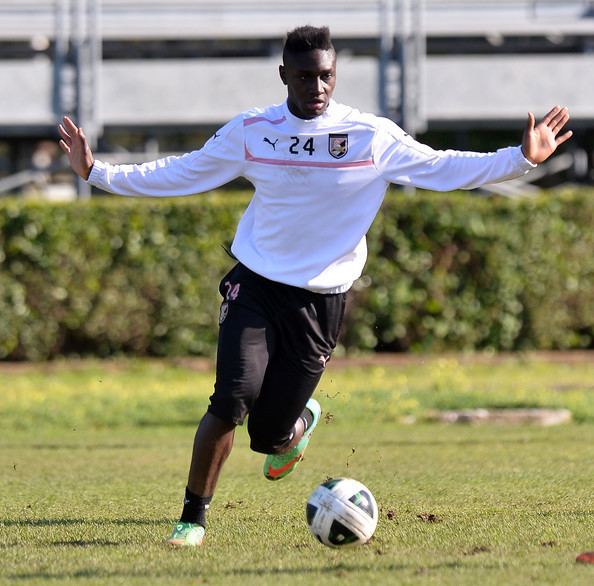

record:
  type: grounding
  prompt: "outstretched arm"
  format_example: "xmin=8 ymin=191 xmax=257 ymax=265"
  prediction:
xmin=521 ymin=106 xmax=572 ymax=164
xmin=58 ymin=116 xmax=94 ymax=180
xmin=57 ymin=115 xmax=246 ymax=197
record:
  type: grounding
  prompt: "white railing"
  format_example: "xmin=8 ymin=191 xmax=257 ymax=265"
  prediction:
xmin=0 ymin=1 xmax=593 ymax=40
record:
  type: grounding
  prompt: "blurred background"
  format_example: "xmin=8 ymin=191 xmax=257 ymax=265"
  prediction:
xmin=1 ymin=0 xmax=593 ymax=198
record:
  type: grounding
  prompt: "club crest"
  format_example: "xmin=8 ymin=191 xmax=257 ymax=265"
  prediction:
xmin=328 ymin=134 xmax=348 ymax=159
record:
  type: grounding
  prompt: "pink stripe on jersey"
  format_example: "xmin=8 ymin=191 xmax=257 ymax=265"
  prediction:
xmin=244 ymin=116 xmax=286 ymax=127
xmin=244 ymin=146 xmax=374 ymax=169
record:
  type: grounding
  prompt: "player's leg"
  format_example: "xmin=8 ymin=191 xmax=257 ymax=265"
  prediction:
xmin=249 ymin=288 xmax=346 ymax=480
xmin=167 ymin=264 xmax=276 ymax=546
xmin=250 ymin=359 xmax=323 ymax=481
xmin=186 ymin=413 xmax=235 ymax=498
xmin=167 ymin=413 xmax=236 ymax=547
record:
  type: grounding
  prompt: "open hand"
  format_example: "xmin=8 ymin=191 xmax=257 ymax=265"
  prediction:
xmin=521 ymin=106 xmax=572 ymax=165
xmin=58 ymin=116 xmax=94 ymax=180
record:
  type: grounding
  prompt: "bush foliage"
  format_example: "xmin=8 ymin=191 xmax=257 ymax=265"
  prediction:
xmin=1 ymin=189 xmax=593 ymax=360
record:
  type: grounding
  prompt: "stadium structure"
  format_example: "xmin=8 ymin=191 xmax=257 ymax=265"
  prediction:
xmin=0 ymin=0 xmax=593 ymax=197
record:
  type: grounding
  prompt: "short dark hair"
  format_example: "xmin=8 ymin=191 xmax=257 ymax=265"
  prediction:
xmin=282 ymin=26 xmax=334 ymax=63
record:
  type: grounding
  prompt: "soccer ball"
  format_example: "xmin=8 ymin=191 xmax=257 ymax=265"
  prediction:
xmin=306 ymin=477 xmax=378 ymax=547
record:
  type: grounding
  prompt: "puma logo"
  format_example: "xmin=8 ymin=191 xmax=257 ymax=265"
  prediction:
xmin=263 ymin=137 xmax=279 ymax=150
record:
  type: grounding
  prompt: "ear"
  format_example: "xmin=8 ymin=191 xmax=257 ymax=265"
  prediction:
xmin=279 ymin=65 xmax=287 ymax=85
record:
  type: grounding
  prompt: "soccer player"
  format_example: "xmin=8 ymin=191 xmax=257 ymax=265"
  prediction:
xmin=58 ymin=25 xmax=572 ymax=547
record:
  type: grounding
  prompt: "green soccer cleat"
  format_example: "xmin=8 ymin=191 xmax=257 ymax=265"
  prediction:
xmin=166 ymin=522 xmax=205 ymax=547
xmin=264 ymin=398 xmax=321 ymax=481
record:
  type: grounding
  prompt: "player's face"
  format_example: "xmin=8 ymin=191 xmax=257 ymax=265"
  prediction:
xmin=280 ymin=49 xmax=337 ymax=119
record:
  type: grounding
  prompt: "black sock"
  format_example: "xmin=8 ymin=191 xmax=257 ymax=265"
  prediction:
xmin=300 ymin=405 xmax=314 ymax=431
xmin=180 ymin=487 xmax=212 ymax=527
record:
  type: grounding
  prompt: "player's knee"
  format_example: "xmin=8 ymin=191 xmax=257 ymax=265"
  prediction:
xmin=248 ymin=419 xmax=293 ymax=454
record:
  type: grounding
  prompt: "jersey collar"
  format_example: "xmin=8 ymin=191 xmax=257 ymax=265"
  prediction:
xmin=282 ymin=99 xmax=337 ymax=126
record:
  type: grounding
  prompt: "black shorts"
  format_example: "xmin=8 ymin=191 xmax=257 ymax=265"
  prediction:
xmin=207 ymin=263 xmax=346 ymax=453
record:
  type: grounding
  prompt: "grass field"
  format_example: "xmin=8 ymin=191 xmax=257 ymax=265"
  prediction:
xmin=1 ymin=355 xmax=594 ymax=585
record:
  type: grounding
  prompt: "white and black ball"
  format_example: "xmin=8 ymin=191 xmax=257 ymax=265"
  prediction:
xmin=306 ymin=477 xmax=378 ymax=547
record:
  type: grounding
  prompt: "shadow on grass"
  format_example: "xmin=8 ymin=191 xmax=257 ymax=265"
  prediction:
xmin=0 ymin=518 xmax=166 ymax=527
xmin=51 ymin=539 xmax=121 ymax=547
xmin=220 ymin=559 xmax=488 ymax=577
xmin=6 ymin=560 xmax=510 ymax=582
xmin=6 ymin=571 xmax=155 ymax=581
xmin=221 ymin=562 xmax=410 ymax=576
xmin=0 ymin=443 xmax=147 ymax=450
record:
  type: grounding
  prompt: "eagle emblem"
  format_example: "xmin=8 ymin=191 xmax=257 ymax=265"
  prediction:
xmin=328 ymin=134 xmax=348 ymax=159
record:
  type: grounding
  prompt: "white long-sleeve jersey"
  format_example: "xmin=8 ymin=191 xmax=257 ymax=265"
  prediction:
xmin=88 ymin=99 xmax=535 ymax=293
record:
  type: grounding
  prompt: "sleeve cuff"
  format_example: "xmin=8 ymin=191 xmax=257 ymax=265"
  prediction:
xmin=86 ymin=159 xmax=105 ymax=185
xmin=516 ymin=146 xmax=537 ymax=170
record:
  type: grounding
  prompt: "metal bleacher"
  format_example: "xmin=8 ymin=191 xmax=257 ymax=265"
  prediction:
xmin=2 ymin=1 xmax=594 ymax=40
xmin=0 ymin=0 xmax=593 ymax=195
xmin=2 ymin=1 xmax=594 ymax=129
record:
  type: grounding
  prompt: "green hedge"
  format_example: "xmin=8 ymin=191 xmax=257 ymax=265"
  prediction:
xmin=345 ymin=189 xmax=594 ymax=352
xmin=1 ymin=189 xmax=593 ymax=360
